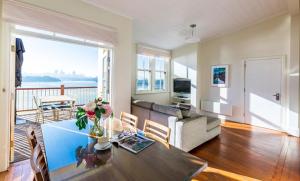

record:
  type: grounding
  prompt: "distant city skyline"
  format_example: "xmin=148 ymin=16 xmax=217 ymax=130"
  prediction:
xmin=17 ymin=34 xmax=100 ymax=77
xmin=23 ymin=69 xmax=97 ymax=78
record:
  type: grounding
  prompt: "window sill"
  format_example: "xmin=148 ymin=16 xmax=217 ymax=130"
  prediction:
xmin=135 ymin=91 xmax=170 ymax=95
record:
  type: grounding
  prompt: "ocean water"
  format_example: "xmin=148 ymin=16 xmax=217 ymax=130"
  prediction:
xmin=17 ymin=81 xmax=98 ymax=111
xmin=20 ymin=81 xmax=97 ymax=88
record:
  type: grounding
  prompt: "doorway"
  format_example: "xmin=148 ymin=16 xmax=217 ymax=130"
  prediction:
xmin=9 ymin=25 xmax=113 ymax=163
xmin=244 ymin=56 xmax=285 ymax=131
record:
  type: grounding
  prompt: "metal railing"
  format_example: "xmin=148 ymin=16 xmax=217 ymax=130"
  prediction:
xmin=16 ymin=85 xmax=98 ymax=112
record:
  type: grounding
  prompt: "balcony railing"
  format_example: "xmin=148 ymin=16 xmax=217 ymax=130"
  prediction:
xmin=16 ymin=85 xmax=98 ymax=112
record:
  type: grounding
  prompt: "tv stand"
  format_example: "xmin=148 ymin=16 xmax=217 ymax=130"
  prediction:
xmin=172 ymin=95 xmax=191 ymax=105
xmin=177 ymin=95 xmax=188 ymax=99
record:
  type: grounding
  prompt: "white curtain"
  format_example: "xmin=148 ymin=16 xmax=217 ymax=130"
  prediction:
xmin=137 ymin=44 xmax=171 ymax=58
xmin=3 ymin=0 xmax=118 ymax=45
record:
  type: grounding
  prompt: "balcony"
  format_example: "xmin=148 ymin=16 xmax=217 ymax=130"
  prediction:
xmin=14 ymin=85 xmax=99 ymax=162
xmin=16 ymin=85 xmax=98 ymax=112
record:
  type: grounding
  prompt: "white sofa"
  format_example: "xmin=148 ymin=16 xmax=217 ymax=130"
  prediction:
xmin=131 ymin=100 xmax=221 ymax=152
xmin=168 ymin=116 xmax=221 ymax=152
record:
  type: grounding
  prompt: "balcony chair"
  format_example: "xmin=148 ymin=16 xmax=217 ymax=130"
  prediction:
xmin=33 ymin=96 xmax=54 ymax=124
xmin=52 ymin=101 xmax=75 ymax=120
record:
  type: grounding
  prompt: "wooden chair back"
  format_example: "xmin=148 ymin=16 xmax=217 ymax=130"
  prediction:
xmin=33 ymin=96 xmax=40 ymax=109
xmin=30 ymin=143 xmax=49 ymax=181
xmin=26 ymin=126 xmax=38 ymax=153
xmin=120 ymin=112 xmax=138 ymax=130
xmin=143 ymin=119 xmax=171 ymax=147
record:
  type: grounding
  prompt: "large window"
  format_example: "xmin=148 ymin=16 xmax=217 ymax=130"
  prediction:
xmin=155 ymin=57 xmax=167 ymax=90
xmin=137 ymin=55 xmax=151 ymax=91
xmin=136 ymin=54 xmax=169 ymax=93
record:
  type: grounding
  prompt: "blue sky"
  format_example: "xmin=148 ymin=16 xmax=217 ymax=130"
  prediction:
xmin=17 ymin=35 xmax=99 ymax=77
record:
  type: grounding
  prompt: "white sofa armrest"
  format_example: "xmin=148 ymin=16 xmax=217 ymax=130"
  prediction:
xmin=174 ymin=116 xmax=207 ymax=152
xmin=167 ymin=116 xmax=178 ymax=146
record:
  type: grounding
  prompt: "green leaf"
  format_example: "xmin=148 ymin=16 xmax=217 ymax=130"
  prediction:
xmin=75 ymin=113 xmax=88 ymax=130
xmin=95 ymin=108 xmax=102 ymax=119
xmin=100 ymin=108 xmax=106 ymax=114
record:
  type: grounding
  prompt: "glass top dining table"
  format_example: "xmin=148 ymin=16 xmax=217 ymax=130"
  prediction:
xmin=41 ymin=118 xmax=207 ymax=181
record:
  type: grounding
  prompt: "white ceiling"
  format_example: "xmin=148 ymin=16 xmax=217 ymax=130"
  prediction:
xmin=83 ymin=0 xmax=288 ymax=50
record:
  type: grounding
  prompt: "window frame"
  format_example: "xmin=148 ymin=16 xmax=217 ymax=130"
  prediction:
xmin=136 ymin=54 xmax=169 ymax=94
xmin=136 ymin=54 xmax=152 ymax=92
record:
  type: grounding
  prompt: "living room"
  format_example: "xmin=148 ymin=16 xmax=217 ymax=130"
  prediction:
xmin=0 ymin=0 xmax=299 ymax=181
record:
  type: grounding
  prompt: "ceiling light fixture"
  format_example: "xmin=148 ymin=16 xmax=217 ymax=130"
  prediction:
xmin=185 ymin=24 xmax=200 ymax=43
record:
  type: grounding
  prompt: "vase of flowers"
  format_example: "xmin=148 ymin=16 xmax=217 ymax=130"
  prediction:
xmin=75 ymin=97 xmax=113 ymax=150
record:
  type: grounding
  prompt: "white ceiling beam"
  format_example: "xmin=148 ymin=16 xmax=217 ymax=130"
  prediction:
xmin=287 ymin=0 xmax=299 ymax=15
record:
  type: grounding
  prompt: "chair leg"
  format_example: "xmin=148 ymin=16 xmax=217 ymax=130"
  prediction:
xmin=69 ymin=110 xmax=72 ymax=119
xmin=41 ymin=112 xmax=45 ymax=124
xmin=36 ymin=111 xmax=42 ymax=124
xmin=56 ymin=109 xmax=60 ymax=120
xmin=53 ymin=109 xmax=59 ymax=120
xmin=36 ymin=112 xmax=39 ymax=124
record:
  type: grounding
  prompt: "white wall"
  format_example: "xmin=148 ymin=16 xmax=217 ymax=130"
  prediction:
xmin=0 ymin=0 xmax=133 ymax=171
xmin=198 ymin=14 xmax=299 ymax=136
xmin=18 ymin=0 xmax=133 ymax=117
xmin=131 ymin=44 xmax=171 ymax=105
xmin=171 ymin=43 xmax=199 ymax=110
xmin=289 ymin=14 xmax=300 ymax=136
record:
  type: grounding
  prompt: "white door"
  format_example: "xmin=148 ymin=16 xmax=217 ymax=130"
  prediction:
xmin=244 ymin=57 xmax=283 ymax=131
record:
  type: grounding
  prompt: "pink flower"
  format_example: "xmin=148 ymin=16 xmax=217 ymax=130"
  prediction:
xmin=86 ymin=111 xmax=96 ymax=119
xmin=102 ymin=104 xmax=112 ymax=118
xmin=84 ymin=102 xmax=97 ymax=112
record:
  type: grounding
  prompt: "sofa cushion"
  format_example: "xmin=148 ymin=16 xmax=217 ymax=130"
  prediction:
xmin=132 ymin=100 xmax=154 ymax=109
xmin=181 ymin=109 xmax=191 ymax=118
xmin=170 ymin=104 xmax=194 ymax=118
xmin=207 ymin=117 xmax=221 ymax=131
xmin=149 ymin=111 xmax=171 ymax=127
xmin=131 ymin=105 xmax=151 ymax=130
xmin=152 ymin=104 xmax=183 ymax=119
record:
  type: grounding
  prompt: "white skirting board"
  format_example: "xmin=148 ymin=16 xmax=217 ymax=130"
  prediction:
xmin=201 ymin=100 xmax=233 ymax=116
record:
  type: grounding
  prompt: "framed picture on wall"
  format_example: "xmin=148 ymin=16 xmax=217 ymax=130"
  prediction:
xmin=211 ymin=65 xmax=229 ymax=87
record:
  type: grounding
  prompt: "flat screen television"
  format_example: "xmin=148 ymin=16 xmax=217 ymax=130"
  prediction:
xmin=173 ymin=78 xmax=191 ymax=94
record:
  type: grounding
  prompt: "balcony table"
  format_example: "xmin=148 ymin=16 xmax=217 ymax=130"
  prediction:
xmin=41 ymin=118 xmax=207 ymax=181
xmin=40 ymin=95 xmax=75 ymax=120
xmin=40 ymin=95 xmax=75 ymax=104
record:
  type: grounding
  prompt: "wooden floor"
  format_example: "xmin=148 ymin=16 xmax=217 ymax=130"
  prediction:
xmin=191 ymin=122 xmax=300 ymax=181
xmin=0 ymin=160 xmax=34 ymax=181
xmin=0 ymin=122 xmax=299 ymax=181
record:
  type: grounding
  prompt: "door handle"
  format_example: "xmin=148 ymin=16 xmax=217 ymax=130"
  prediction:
xmin=273 ymin=93 xmax=280 ymax=101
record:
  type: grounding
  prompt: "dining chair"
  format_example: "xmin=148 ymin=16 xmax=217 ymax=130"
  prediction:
xmin=120 ymin=112 xmax=138 ymax=131
xmin=26 ymin=126 xmax=38 ymax=153
xmin=143 ymin=119 xmax=171 ymax=147
xmin=30 ymin=143 xmax=50 ymax=181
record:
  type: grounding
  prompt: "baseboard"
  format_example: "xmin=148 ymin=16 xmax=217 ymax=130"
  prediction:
xmin=287 ymin=128 xmax=300 ymax=137
xmin=200 ymin=111 xmax=243 ymax=123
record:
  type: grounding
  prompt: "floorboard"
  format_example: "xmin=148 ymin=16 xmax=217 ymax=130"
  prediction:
xmin=191 ymin=122 xmax=300 ymax=181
